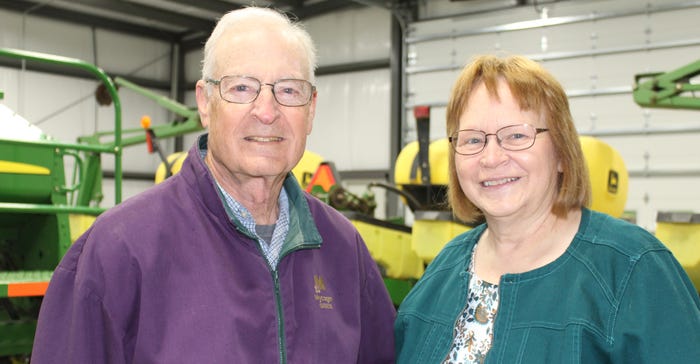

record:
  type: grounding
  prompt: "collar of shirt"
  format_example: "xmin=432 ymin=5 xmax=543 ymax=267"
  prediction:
xmin=197 ymin=139 xmax=290 ymax=268
xmin=218 ymin=183 xmax=290 ymax=268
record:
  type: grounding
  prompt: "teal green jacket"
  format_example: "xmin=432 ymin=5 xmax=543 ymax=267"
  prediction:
xmin=395 ymin=208 xmax=700 ymax=363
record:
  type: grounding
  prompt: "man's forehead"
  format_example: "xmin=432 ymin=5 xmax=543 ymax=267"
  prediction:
xmin=213 ymin=32 xmax=309 ymax=79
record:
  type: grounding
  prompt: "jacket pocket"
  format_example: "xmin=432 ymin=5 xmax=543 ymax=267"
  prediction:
xmin=395 ymin=314 xmax=453 ymax=363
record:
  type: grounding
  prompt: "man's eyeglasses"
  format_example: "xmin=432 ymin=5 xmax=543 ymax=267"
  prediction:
xmin=449 ymin=124 xmax=549 ymax=155
xmin=205 ymin=75 xmax=315 ymax=107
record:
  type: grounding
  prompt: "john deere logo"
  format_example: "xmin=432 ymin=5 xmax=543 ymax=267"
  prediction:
xmin=607 ymin=170 xmax=619 ymax=194
xmin=313 ymin=275 xmax=325 ymax=294
xmin=313 ymin=275 xmax=333 ymax=310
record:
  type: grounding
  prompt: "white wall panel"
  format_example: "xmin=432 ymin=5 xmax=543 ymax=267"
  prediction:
xmin=406 ymin=70 xmax=457 ymax=106
xmin=648 ymin=7 xmax=700 ymax=43
xmin=0 ymin=66 xmax=19 ymax=112
xmin=17 ymin=73 xmax=96 ymax=142
xmin=184 ymin=48 xmax=204 ymax=83
xmin=308 ymin=69 xmax=390 ymax=171
xmin=16 ymin=17 xmax=94 ymax=62
xmin=94 ymin=30 xmax=171 ymax=80
xmin=408 ymin=39 xmax=464 ymax=70
xmin=570 ymin=94 xmax=642 ymax=132
xmin=536 ymin=22 xmax=594 ymax=54
xmin=587 ymin=14 xmax=650 ymax=49
xmin=0 ymin=9 xmax=25 ymax=49
xmin=645 ymin=107 xmax=700 ymax=127
xmin=490 ymin=28 xmax=547 ymax=55
xmin=305 ymin=7 xmax=391 ymax=65
xmin=415 ymin=0 xmax=545 ymax=31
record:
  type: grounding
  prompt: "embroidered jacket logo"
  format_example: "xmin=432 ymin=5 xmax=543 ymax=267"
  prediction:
xmin=313 ymin=275 xmax=333 ymax=309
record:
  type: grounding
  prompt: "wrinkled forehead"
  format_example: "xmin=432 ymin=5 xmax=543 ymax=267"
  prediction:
xmin=212 ymin=27 xmax=310 ymax=80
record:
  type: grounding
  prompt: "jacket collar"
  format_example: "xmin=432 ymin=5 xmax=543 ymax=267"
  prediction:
xmin=188 ymin=133 xmax=322 ymax=254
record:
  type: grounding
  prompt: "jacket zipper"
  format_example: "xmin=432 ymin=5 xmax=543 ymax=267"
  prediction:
xmin=271 ymin=243 xmax=318 ymax=364
xmin=234 ymin=223 xmax=318 ymax=364
xmin=272 ymin=269 xmax=286 ymax=364
xmin=239 ymin=227 xmax=289 ymax=364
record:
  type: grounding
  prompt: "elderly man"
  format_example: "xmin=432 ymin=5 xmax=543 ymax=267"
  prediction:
xmin=32 ymin=7 xmax=396 ymax=363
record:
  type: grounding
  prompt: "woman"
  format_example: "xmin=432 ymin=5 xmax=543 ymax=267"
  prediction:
xmin=394 ymin=55 xmax=700 ymax=363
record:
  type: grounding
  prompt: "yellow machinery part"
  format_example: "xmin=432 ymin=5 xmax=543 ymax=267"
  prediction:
xmin=579 ymin=136 xmax=629 ymax=218
xmin=394 ymin=139 xmax=450 ymax=186
xmin=292 ymin=150 xmax=323 ymax=190
xmin=412 ymin=211 xmax=471 ymax=264
xmin=347 ymin=214 xmax=424 ymax=280
xmin=68 ymin=214 xmax=97 ymax=242
xmin=0 ymin=160 xmax=50 ymax=175
xmin=154 ymin=152 xmax=188 ymax=184
xmin=656 ymin=213 xmax=700 ymax=291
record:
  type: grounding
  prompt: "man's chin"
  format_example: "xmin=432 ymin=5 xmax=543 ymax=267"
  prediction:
xmin=246 ymin=161 xmax=289 ymax=178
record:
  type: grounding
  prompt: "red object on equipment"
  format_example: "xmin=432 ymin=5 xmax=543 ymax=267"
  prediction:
xmin=305 ymin=162 xmax=340 ymax=193
xmin=413 ymin=105 xmax=430 ymax=119
xmin=141 ymin=116 xmax=155 ymax=153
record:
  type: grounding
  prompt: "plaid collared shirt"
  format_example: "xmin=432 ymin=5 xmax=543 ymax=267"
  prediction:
xmin=217 ymin=182 xmax=290 ymax=268
xmin=199 ymin=145 xmax=290 ymax=268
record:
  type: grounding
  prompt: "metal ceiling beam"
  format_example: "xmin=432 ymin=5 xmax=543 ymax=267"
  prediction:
xmin=316 ymin=58 xmax=390 ymax=76
xmin=68 ymin=0 xmax=215 ymax=33
xmin=272 ymin=0 xmax=303 ymax=7
xmin=0 ymin=0 xmax=180 ymax=42
xmin=0 ymin=56 xmax=171 ymax=90
xmin=164 ymin=0 xmax=243 ymax=15
xmin=286 ymin=0 xmax=363 ymax=19
xmin=180 ymin=0 xmax=364 ymax=52
xmin=350 ymin=0 xmax=392 ymax=8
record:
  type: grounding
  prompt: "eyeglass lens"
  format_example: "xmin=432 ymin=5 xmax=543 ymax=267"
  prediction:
xmin=217 ymin=76 xmax=313 ymax=106
xmin=450 ymin=124 xmax=542 ymax=155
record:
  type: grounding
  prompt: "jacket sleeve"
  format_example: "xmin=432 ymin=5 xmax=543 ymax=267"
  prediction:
xmin=356 ymin=233 xmax=397 ymax=364
xmin=31 ymin=230 xmax=133 ymax=364
xmin=611 ymin=248 xmax=700 ymax=363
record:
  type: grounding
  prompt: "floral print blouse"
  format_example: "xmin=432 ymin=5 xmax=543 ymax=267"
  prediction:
xmin=443 ymin=244 xmax=499 ymax=364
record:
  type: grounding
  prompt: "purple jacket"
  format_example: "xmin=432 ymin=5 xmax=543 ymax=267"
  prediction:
xmin=32 ymin=136 xmax=396 ymax=363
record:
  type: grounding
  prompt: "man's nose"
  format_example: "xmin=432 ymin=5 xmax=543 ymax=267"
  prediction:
xmin=251 ymin=85 xmax=279 ymax=124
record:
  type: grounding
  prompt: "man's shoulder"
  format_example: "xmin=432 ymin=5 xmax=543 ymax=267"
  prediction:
xmin=98 ymin=181 xmax=177 ymax=222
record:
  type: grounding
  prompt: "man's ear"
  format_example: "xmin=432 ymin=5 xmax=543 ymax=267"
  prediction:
xmin=195 ymin=80 xmax=211 ymax=128
xmin=306 ymin=90 xmax=317 ymax=135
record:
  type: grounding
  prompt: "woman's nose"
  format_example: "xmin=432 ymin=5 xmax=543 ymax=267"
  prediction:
xmin=479 ymin=136 xmax=508 ymax=166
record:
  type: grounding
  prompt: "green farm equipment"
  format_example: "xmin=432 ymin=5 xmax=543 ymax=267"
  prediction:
xmin=0 ymin=47 xmax=202 ymax=358
xmin=633 ymin=59 xmax=700 ymax=110
xmin=633 ymin=59 xmax=700 ymax=291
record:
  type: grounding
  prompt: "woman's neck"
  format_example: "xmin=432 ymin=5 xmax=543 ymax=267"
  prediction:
xmin=473 ymin=208 xmax=582 ymax=283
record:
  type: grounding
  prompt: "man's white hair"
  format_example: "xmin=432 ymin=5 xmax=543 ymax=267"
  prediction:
xmin=201 ymin=7 xmax=317 ymax=87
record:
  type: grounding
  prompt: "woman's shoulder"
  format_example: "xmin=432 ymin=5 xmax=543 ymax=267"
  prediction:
xmin=580 ymin=209 xmax=664 ymax=256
